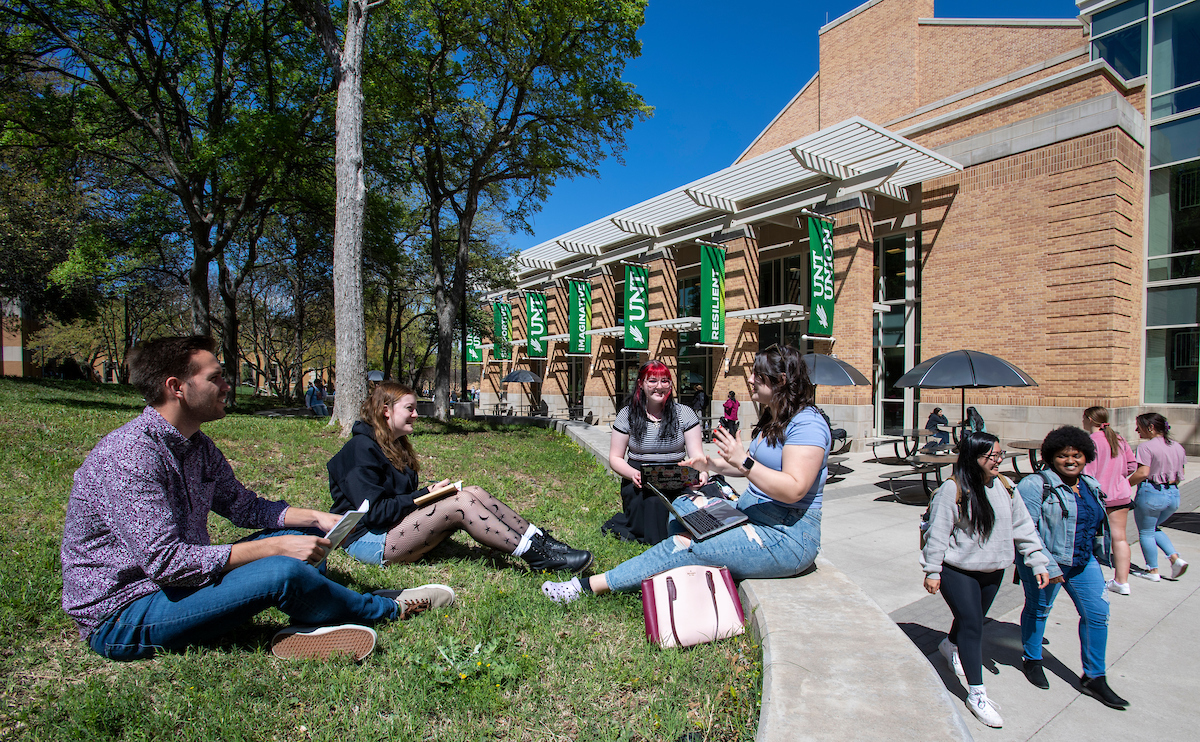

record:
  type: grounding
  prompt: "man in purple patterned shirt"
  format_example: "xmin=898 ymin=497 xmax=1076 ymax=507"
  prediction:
xmin=61 ymin=336 xmax=455 ymax=661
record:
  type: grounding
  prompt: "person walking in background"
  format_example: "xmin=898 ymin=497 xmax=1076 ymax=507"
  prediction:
xmin=1081 ymin=406 xmax=1136 ymax=594
xmin=1015 ymin=427 xmax=1128 ymax=710
xmin=721 ymin=391 xmax=740 ymax=435
xmin=1129 ymin=412 xmax=1188 ymax=582
xmin=920 ymin=431 xmax=1051 ymax=728
xmin=691 ymin=383 xmax=709 ymax=417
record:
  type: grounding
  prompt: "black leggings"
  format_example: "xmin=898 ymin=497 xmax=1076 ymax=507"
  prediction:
xmin=939 ymin=564 xmax=1004 ymax=686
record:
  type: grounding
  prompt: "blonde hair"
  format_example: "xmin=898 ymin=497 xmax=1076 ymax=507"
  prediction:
xmin=1084 ymin=406 xmax=1123 ymax=459
xmin=360 ymin=381 xmax=420 ymax=472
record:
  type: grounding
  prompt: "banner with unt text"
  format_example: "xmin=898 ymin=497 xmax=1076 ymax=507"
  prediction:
xmin=700 ymin=245 xmax=725 ymax=344
xmin=466 ymin=331 xmax=483 ymax=364
xmin=492 ymin=302 xmax=512 ymax=360
xmin=807 ymin=217 xmax=835 ymax=335
xmin=525 ymin=292 xmax=548 ymax=358
xmin=568 ymin=279 xmax=592 ymax=354
xmin=624 ymin=264 xmax=649 ymax=350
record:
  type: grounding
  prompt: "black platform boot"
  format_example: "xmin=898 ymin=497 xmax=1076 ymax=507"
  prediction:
xmin=520 ymin=532 xmax=592 ymax=574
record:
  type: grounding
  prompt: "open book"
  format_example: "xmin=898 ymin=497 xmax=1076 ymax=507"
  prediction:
xmin=413 ymin=480 xmax=463 ymax=507
xmin=319 ymin=499 xmax=370 ymax=565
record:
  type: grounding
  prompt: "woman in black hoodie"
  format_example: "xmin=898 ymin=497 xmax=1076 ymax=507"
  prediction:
xmin=327 ymin=382 xmax=591 ymax=573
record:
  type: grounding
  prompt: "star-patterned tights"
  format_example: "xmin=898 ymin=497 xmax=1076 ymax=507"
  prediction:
xmin=382 ymin=485 xmax=531 ymax=565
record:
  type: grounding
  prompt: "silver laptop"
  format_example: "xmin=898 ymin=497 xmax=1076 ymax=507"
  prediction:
xmin=645 ymin=481 xmax=748 ymax=541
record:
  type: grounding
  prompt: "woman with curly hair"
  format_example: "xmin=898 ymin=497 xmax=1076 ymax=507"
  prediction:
xmin=326 ymin=382 xmax=592 ymax=573
xmin=543 ymin=344 xmax=826 ymax=603
xmin=1081 ymin=406 xmax=1136 ymax=594
xmin=1129 ymin=412 xmax=1188 ymax=581
xmin=1015 ymin=426 xmax=1128 ymax=710
xmin=920 ymin=431 xmax=1051 ymax=728
xmin=601 ymin=360 xmax=705 ymax=544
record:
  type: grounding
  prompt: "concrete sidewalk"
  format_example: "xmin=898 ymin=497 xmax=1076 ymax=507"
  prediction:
xmin=564 ymin=421 xmax=1200 ymax=739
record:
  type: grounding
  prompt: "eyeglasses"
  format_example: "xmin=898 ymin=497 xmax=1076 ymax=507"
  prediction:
xmin=980 ymin=452 xmax=1004 ymax=464
xmin=644 ymin=378 xmax=673 ymax=388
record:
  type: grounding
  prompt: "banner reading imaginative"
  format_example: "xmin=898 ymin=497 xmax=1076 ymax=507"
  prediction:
xmin=807 ymin=217 xmax=835 ymax=335
xmin=525 ymin=292 xmax=547 ymax=358
xmin=492 ymin=302 xmax=512 ymax=360
xmin=466 ymin=331 xmax=482 ymax=364
xmin=624 ymin=264 xmax=649 ymax=350
xmin=568 ymin=279 xmax=592 ymax=355
xmin=700 ymin=245 xmax=726 ymax=345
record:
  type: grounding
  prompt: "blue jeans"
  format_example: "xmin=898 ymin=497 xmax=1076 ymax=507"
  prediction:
xmin=87 ymin=530 xmax=398 ymax=661
xmin=345 ymin=529 xmax=388 ymax=565
xmin=604 ymin=490 xmax=821 ymax=593
xmin=1016 ymin=556 xmax=1109 ymax=678
xmin=1134 ymin=482 xmax=1180 ymax=570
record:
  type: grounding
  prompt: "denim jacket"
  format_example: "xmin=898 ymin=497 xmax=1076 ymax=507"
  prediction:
xmin=1016 ymin=469 xmax=1108 ymax=579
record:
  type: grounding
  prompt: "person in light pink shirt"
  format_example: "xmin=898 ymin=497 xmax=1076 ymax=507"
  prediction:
xmin=1082 ymin=407 xmax=1137 ymax=594
xmin=1129 ymin=413 xmax=1188 ymax=581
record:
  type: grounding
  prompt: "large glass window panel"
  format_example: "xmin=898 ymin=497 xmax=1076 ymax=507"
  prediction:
xmin=1094 ymin=0 xmax=1148 ymax=35
xmin=1151 ymin=114 xmax=1200 ymax=166
xmin=1153 ymin=1 xmax=1200 ymax=95
xmin=877 ymin=234 xmax=906 ymax=301
xmin=758 ymin=253 xmax=806 ymax=307
xmin=1148 ymin=161 xmax=1200 ymax=255
xmin=1148 ymin=253 xmax=1200 ymax=280
xmin=873 ymin=309 xmax=906 ymax=347
xmin=1147 ymin=284 xmax=1200 ymax=325
xmin=1145 ymin=327 xmax=1200 ymax=403
xmin=1154 ymin=0 xmax=1191 ymax=12
xmin=1152 ymin=84 xmax=1200 ymax=119
xmin=1092 ymin=21 xmax=1148 ymax=79
xmin=679 ymin=275 xmax=700 ymax=317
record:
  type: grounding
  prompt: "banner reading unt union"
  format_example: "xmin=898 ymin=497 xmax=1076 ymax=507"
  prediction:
xmin=807 ymin=217 xmax=835 ymax=335
xmin=465 ymin=331 xmax=483 ymax=364
xmin=568 ymin=279 xmax=592 ymax=354
xmin=624 ymin=264 xmax=649 ymax=350
xmin=525 ymin=292 xmax=547 ymax=358
xmin=700 ymin=245 xmax=726 ymax=344
xmin=492 ymin=302 xmax=512 ymax=360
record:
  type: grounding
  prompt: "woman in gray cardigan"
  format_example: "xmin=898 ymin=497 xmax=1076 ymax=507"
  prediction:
xmin=920 ymin=431 xmax=1051 ymax=729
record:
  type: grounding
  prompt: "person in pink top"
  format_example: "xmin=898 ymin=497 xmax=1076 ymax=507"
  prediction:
xmin=1081 ymin=407 xmax=1137 ymax=594
xmin=1129 ymin=413 xmax=1188 ymax=582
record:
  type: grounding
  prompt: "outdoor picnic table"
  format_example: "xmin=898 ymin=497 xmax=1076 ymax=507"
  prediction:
xmin=882 ymin=428 xmax=934 ymax=458
xmin=1007 ymin=439 xmax=1045 ymax=473
xmin=911 ymin=452 xmax=958 ymax=495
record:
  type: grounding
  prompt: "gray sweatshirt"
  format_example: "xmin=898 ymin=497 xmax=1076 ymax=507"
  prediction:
xmin=920 ymin=476 xmax=1050 ymax=577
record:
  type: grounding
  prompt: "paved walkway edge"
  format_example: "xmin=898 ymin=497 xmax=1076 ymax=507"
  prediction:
xmin=741 ymin=558 xmax=974 ymax=742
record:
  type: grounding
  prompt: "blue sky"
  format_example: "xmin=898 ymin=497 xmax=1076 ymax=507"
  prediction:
xmin=511 ymin=0 xmax=1083 ymax=252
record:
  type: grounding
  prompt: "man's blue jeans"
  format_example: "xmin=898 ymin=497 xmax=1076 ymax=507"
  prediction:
xmin=604 ymin=490 xmax=821 ymax=593
xmin=1016 ymin=556 xmax=1109 ymax=678
xmin=1134 ymin=482 xmax=1180 ymax=570
xmin=87 ymin=530 xmax=398 ymax=661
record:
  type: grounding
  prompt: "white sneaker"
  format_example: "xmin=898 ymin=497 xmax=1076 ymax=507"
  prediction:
xmin=966 ymin=688 xmax=1003 ymax=728
xmin=1134 ymin=570 xmax=1161 ymax=582
xmin=1171 ymin=558 xmax=1188 ymax=579
xmin=1106 ymin=579 xmax=1130 ymax=595
xmin=938 ymin=637 xmax=965 ymax=677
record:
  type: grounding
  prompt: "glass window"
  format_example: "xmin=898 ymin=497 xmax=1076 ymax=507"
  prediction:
xmin=1152 ymin=1 xmax=1200 ymax=95
xmin=759 ymin=321 xmax=808 ymax=350
xmin=1148 ymin=253 xmax=1200 ymax=280
xmin=1152 ymin=84 xmax=1200 ymax=120
xmin=1145 ymin=327 xmax=1200 ymax=403
xmin=873 ymin=309 xmax=906 ymax=347
xmin=1151 ymin=113 xmax=1200 ymax=166
xmin=1148 ymin=160 xmax=1200 ymax=256
xmin=759 ymin=253 xmax=806 ymax=307
xmin=1094 ymin=0 xmax=1148 ymax=35
xmin=1147 ymin=284 xmax=1200 ymax=325
xmin=1092 ymin=21 xmax=1148 ymax=78
xmin=875 ymin=234 xmax=906 ymax=301
xmin=679 ymin=275 xmax=700 ymax=317
xmin=613 ymin=340 xmax=638 ymax=409
xmin=1154 ymin=0 xmax=1192 ymax=14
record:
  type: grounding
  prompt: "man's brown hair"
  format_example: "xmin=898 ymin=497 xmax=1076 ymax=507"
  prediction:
xmin=128 ymin=336 xmax=218 ymax=406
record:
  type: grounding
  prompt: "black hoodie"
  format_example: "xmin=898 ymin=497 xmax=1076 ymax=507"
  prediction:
xmin=326 ymin=420 xmax=429 ymax=542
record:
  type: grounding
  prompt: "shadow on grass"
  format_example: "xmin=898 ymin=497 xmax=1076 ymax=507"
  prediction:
xmin=33 ymin=396 xmax=144 ymax=412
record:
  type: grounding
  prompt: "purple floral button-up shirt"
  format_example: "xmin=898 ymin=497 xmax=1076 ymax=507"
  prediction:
xmin=61 ymin=407 xmax=289 ymax=639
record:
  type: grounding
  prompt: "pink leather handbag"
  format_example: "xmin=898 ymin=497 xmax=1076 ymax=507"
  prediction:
xmin=641 ymin=565 xmax=746 ymax=649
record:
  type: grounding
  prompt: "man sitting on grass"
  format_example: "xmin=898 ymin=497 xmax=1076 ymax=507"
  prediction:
xmin=60 ymin=336 xmax=454 ymax=662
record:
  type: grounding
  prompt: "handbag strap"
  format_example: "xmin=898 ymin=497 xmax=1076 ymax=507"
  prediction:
xmin=706 ymin=570 xmax=720 ymax=629
xmin=666 ymin=576 xmax=680 ymax=645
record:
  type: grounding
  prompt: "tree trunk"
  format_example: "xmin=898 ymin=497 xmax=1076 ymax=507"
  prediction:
xmin=189 ymin=256 xmax=212 ymax=336
xmin=218 ymin=257 xmax=241 ymax=406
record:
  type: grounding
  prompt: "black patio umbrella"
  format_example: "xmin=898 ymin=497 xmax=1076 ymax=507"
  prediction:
xmin=892 ymin=349 xmax=1037 ymax=423
xmin=367 ymin=370 xmax=384 ymax=382
xmin=500 ymin=369 xmax=541 ymax=384
xmin=801 ymin=353 xmax=871 ymax=387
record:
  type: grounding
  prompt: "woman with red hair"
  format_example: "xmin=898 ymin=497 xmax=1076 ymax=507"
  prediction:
xmin=601 ymin=360 xmax=706 ymax=544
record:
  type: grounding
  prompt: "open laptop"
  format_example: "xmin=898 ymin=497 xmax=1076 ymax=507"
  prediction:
xmin=644 ymin=481 xmax=748 ymax=541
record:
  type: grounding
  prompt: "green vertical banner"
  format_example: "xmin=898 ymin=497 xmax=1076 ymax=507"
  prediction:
xmin=700 ymin=245 xmax=726 ymax=344
xmin=624 ymin=264 xmax=649 ymax=350
xmin=492 ymin=302 xmax=512 ymax=360
xmin=568 ymin=279 xmax=592 ymax=354
xmin=466 ymin=330 xmax=483 ymax=364
xmin=807 ymin=217 xmax=835 ymax=335
xmin=525 ymin=292 xmax=547 ymax=358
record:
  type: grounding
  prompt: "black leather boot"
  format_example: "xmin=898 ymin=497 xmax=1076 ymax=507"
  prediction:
xmin=520 ymin=532 xmax=592 ymax=574
xmin=1080 ymin=674 xmax=1129 ymax=709
xmin=1022 ymin=659 xmax=1049 ymax=689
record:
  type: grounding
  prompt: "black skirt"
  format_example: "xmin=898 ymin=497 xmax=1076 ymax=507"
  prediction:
xmin=600 ymin=475 xmax=674 ymax=545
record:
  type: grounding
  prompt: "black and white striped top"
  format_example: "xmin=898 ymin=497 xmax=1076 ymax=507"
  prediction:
xmin=612 ymin=403 xmax=700 ymax=467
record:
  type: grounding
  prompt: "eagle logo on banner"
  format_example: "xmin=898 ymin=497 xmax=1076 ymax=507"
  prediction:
xmin=815 ymin=304 xmax=829 ymax=329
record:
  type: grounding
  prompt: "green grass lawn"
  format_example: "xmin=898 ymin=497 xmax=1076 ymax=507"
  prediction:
xmin=0 ymin=378 xmax=761 ymax=741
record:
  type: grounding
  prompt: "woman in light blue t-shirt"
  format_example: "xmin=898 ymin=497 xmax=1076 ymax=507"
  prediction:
xmin=542 ymin=344 xmax=828 ymax=603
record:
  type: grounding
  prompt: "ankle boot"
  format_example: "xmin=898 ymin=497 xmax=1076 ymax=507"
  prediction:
xmin=1022 ymin=658 xmax=1049 ymax=689
xmin=520 ymin=532 xmax=592 ymax=574
xmin=1080 ymin=674 xmax=1129 ymax=709
xmin=538 ymin=529 xmax=572 ymax=553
